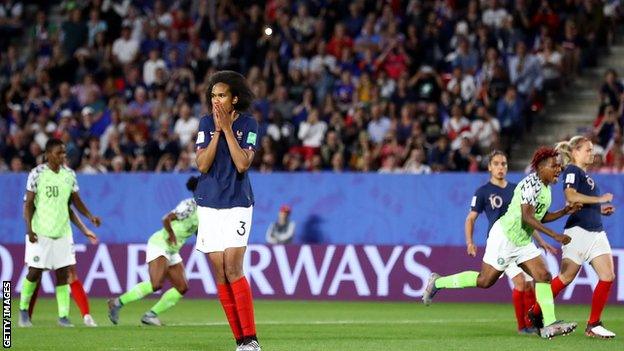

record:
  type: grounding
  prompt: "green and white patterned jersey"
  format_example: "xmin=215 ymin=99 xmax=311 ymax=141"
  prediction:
xmin=496 ymin=172 xmax=552 ymax=246
xmin=26 ymin=164 xmax=79 ymax=239
xmin=147 ymin=198 xmax=198 ymax=253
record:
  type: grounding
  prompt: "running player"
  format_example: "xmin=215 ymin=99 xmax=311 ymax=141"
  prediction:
xmin=26 ymin=206 xmax=99 ymax=327
xmin=195 ymin=71 xmax=260 ymax=351
xmin=107 ymin=176 xmax=199 ymax=326
xmin=527 ymin=136 xmax=616 ymax=338
xmin=423 ymin=146 xmax=581 ymax=339
xmin=466 ymin=150 xmax=556 ymax=334
xmin=19 ymin=138 xmax=101 ymax=327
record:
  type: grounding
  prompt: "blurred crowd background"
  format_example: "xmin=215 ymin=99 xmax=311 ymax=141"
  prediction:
xmin=1 ymin=0 xmax=623 ymax=174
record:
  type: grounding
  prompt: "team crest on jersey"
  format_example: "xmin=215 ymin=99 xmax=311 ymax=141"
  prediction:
xmin=497 ymin=257 xmax=505 ymax=265
xmin=236 ymin=130 xmax=243 ymax=140
xmin=33 ymin=256 xmax=39 ymax=262
xmin=489 ymin=194 xmax=503 ymax=209
xmin=586 ymin=176 xmax=595 ymax=190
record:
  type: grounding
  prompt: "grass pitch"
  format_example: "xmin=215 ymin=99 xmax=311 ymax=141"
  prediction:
xmin=9 ymin=298 xmax=624 ymax=350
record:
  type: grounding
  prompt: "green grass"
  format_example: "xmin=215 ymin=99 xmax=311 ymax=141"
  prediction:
xmin=8 ymin=298 xmax=624 ymax=350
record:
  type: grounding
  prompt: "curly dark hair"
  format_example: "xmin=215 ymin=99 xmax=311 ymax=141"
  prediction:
xmin=186 ymin=176 xmax=199 ymax=192
xmin=45 ymin=138 xmax=64 ymax=153
xmin=530 ymin=146 xmax=559 ymax=171
xmin=205 ymin=71 xmax=255 ymax=112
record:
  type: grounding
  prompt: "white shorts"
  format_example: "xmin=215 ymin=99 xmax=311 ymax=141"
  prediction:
xmin=146 ymin=243 xmax=183 ymax=266
xmin=562 ymin=226 xmax=612 ymax=265
xmin=483 ymin=221 xmax=542 ymax=272
xmin=195 ymin=205 xmax=253 ymax=253
xmin=25 ymin=234 xmax=76 ymax=270
xmin=504 ymin=262 xmax=533 ymax=281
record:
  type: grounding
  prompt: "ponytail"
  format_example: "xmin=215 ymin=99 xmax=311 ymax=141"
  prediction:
xmin=554 ymin=135 xmax=590 ymax=166
xmin=554 ymin=141 xmax=572 ymax=166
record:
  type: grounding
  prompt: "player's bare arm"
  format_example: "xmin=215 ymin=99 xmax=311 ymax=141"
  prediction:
xmin=521 ymin=204 xmax=570 ymax=244
xmin=196 ymin=126 xmax=221 ymax=173
xmin=70 ymin=192 xmax=101 ymax=227
xmin=541 ymin=202 xmax=582 ymax=223
xmin=564 ymin=188 xmax=613 ymax=204
xmin=464 ymin=210 xmax=479 ymax=257
xmin=69 ymin=207 xmax=98 ymax=245
xmin=162 ymin=212 xmax=179 ymax=246
xmin=24 ymin=190 xmax=37 ymax=243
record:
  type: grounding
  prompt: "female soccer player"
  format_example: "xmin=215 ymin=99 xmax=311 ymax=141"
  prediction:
xmin=19 ymin=138 xmax=101 ymax=328
xmin=195 ymin=71 xmax=260 ymax=351
xmin=423 ymin=147 xmax=581 ymax=339
xmin=465 ymin=150 xmax=556 ymax=334
xmin=26 ymin=206 xmax=99 ymax=327
xmin=536 ymin=136 xmax=615 ymax=338
xmin=107 ymin=176 xmax=199 ymax=326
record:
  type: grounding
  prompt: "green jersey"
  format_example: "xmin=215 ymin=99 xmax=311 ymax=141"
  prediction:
xmin=148 ymin=198 xmax=198 ymax=253
xmin=497 ymin=172 xmax=552 ymax=246
xmin=26 ymin=164 xmax=79 ymax=239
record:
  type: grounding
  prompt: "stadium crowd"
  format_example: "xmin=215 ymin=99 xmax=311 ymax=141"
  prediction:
xmin=592 ymin=66 xmax=624 ymax=172
xmin=0 ymin=0 xmax=622 ymax=173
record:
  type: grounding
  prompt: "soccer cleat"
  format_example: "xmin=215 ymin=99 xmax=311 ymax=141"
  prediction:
xmin=83 ymin=314 xmax=97 ymax=327
xmin=18 ymin=309 xmax=32 ymax=327
xmin=108 ymin=298 xmax=121 ymax=325
xmin=141 ymin=311 xmax=163 ymax=326
xmin=527 ymin=307 xmax=543 ymax=333
xmin=421 ymin=273 xmax=441 ymax=306
xmin=539 ymin=320 xmax=577 ymax=339
xmin=585 ymin=321 xmax=616 ymax=338
xmin=238 ymin=340 xmax=261 ymax=351
xmin=58 ymin=317 xmax=74 ymax=327
xmin=518 ymin=327 xmax=538 ymax=335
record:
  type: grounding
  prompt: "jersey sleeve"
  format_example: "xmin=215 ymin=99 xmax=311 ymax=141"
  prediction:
xmin=563 ymin=166 xmax=581 ymax=191
xmin=26 ymin=167 xmax=42 ymax=193
xmin=240 ymin=117 xmax=259 ymax=151
xmin=69 ymin=168 xmax=79 ymax=192
xmin=520 ymin=177 xmax=540 ymax=207
xmin=172 ymin=199 xmax=196 ymax=220
xmin=195 ymin=115 xmax=214 ymax=149
xmin=470 ymin=188 xmax=485 ymax=213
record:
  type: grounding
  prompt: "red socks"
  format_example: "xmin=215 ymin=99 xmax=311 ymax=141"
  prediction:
xmin=589 ymin=280 xmax=612 ymax=324
xmin=512 ymin=289 xmax=526 ymax=330
xmin=231 ymin=276 xmax=257 ymax=338
xmin=217 ymin=283 xmax=244 ymax=341
xmin=523 ymin=288 xmax=536 ymax=327
xmin=29 ymin=279 xmax=91 ymax=318
xmin=70 ymin=280 xmax=90 ymax=316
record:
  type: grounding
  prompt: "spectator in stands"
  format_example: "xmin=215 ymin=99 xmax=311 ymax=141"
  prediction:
xmin=403 ymin=147 xmax=432 ymax=174
xmin=497 ymin=85 xmax=524 ymax=155
xmin=173 ymin=103 xmax=198 ymax=148
xmin=112 ymin=23 xmax=139 ymax=66
xmin=0 ymin=1 xmax=619 ymax=175
xmin=266 ymin=205 xmax=296 ymax=244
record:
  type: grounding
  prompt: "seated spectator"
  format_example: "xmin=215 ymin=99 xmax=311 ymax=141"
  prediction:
xmin=403 ymin=147 xmax=432 ymax=174
xmin=173 ymin=103 xmax=199 ymax=148
xmin=266 ymin=205 xmax=296 ymax=244
xmin=297 ymin=108 xmax=327 ymax=158
xmin=536 ymin=36 xmax=563 ymax=92
xmin=367 ymin=103 xmax=391 ymax=144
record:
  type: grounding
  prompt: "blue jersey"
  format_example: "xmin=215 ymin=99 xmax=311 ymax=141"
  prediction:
xmin=562 ymin=164 xmax=603 ymax=231
xmin=194 ymin=113 xmax=258 ymax=209
xmin=470 ymin=181 xmax=516 ymax=234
